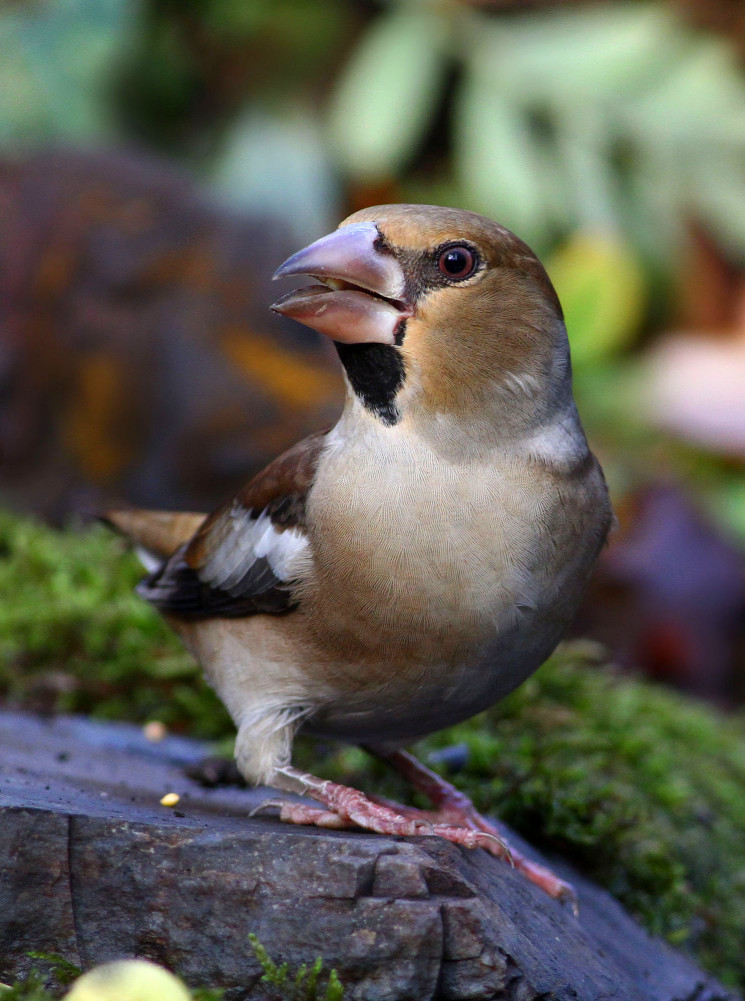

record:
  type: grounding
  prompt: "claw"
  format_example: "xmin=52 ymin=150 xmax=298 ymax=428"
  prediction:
xmin=249 ymin=799 xmax=285 ymax=817
xmin=474 ymin=830 xmax=514 ymax=864
xmin=371 ymin=748 xmax=579 ymax=909
xmin=269 ymin=760 xmax=577 ymax=910
xmin=412 ymin=818 xmax=435 ymax=836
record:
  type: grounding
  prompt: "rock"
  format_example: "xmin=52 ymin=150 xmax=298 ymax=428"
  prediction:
xmin=0 ymin=148 xmax=342 ymax=521
xmin=0 ymin=709 xmax=736 ymax=1001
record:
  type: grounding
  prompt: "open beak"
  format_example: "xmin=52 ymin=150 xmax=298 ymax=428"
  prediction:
xmin=270 ymin=222 xmax=410 ymax=345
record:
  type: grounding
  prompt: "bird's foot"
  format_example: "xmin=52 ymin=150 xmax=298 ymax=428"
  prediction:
xmin=374 ymin=748 xmax=578 ymax=912
xmin=274 ymin=802 xmax=352 ymax=830
xmin=366 ymin=792 xmax=512 ymax=860
xmin=272 ymin=770 xmax=437 ymax=838
xmin=270 ymin=759 xmax=576 ymax=910
xmin=269 ymin=766 xmax=512 ymax=854
xmin=251 ymin=795 xmax=391 ymax=832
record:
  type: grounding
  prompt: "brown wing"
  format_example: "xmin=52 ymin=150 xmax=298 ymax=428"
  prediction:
xmin=103 ymin=510 xmax=207 ymax=560
xmin=136 ymin=430 xmax=328 ymax=618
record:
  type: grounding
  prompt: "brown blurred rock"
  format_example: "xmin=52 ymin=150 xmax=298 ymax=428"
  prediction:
xmin=0 ymin=709 xmax=735 ymax=1001
xmin=0 ymin=148 xmax=342 ymax=520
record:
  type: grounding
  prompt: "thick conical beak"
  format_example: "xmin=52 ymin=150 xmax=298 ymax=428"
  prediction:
xmin=270 ymin=222 xmax=409 ymax=345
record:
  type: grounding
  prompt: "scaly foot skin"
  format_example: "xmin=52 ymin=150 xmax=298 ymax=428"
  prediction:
xmin=273 ymin=779 xmax=510 ymax=856
xmin=268 ymin=759 xmax=576 ymax=911
xmin=376 ymin=748 xmax=579 ymax=912
xmin=367 ymin=792 xmax=576 ymax=910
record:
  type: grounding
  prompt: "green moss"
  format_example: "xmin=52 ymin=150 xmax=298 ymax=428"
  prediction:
xmin=0 ymin=511 xmax=229 ymax=738
xmin=2 ymin=512 xmax=745 ymax=990
xmin=1 ymin=940 xmax=340 ymax=1000
xmin=0 ymin=953 xmax=79 ymax=1000
xmin=249 ymin=934 xmax=344 ymax=1001
xmin=0 ymin=972 xmax=55 ymax=1001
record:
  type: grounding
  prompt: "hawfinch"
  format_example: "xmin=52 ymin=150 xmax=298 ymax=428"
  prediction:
xmin=106 ymin=205 xmax=612 ymax=905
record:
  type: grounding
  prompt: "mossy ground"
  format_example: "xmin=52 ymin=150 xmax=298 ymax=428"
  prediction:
xmin=2 ymin=511 xmax=744 ymax=992
xmin=0 ymin=946 xmax=335 ymax=1000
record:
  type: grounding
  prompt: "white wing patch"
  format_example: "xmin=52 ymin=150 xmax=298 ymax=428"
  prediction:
xmin=198 ymin=503 xmax=309 ymax=596
xmin=250 ymin=511 xmax=308 ymax=579
xmin=134 ymin=544 xmax=165 ymax=575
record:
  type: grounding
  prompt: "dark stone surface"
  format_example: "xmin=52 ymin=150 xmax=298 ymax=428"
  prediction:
xmin=0 ymin=709 xmax=737 ymax=1001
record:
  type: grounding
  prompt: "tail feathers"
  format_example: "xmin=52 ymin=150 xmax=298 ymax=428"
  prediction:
xmin=102 ymin=509 xmax=207 ymax=563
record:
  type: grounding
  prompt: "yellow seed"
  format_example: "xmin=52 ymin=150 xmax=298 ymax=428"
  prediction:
xmin=160 ymin=792 xmax=180 ymax=807
xmin=143 ymin=720 xmax=167 ymax=742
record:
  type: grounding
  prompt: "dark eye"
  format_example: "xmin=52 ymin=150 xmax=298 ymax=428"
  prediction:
xmin=438 ymin=244 xmax=477 ymax=281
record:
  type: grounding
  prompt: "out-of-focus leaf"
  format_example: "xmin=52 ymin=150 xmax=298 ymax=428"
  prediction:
xmin=213 ymin=106 xmax=339 ymax=244
xmin=548 ymin=232 xmax=646 ymax=366
xmin=711 ymin=477 xmax=745 ymax=547
xmin=465 ymin=5 xmax=675 ymax=103
xmin=687 ymin=162 xmax=745 ymax=257
xmin=414 ymin=2 xmax=745 ymax=263
xmin=625 ymin=37 xmax=745 ymax=146
xmin=552 ymin=106 xmax=618 ymax=232
xmin=622 ymin=151 xmax=685 ymax=269
xmin=327 ymin=4 xmax=447 ymax=180
xmin=0 ymin=0 xmax=137 ymax=146
xmin=455 ymin=69 xmax=549 ymax=247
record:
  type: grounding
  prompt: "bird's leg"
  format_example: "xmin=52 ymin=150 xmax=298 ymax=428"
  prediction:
xmin=369 ymin=747 xmax=577 ymax=909
xmin=270 ymin=764 xmax=506 ymax=852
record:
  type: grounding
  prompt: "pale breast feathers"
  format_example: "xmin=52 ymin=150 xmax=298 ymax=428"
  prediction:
xmin=136 ymin=432 xmax=327 ymax=618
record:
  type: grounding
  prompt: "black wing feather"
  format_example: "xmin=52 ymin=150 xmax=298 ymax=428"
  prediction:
xmin=137 ymin=549 xmax=297 ymax=619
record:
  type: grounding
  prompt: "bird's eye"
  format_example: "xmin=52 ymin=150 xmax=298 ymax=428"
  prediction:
xmin=437 ymin=245 xmax=477 ymax=281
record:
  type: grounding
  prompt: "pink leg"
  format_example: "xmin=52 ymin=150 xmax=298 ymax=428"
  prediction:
xmin=251 ymin=798 xmax=350 ymax=830
xmin=375 ymin=748 xmax=577 ymax=910
xmin=270 ymin=765 xmax=510 ymax=856
xmin=276 ymin=802 xmax=351 ymax=830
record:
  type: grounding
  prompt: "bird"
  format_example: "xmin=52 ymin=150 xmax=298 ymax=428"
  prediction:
xmin=105 ymin=204 xmax=613 ymax=906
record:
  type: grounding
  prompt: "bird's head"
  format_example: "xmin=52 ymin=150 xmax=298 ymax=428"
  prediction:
xmin=272 ymin=204 xmax=572 ymax=445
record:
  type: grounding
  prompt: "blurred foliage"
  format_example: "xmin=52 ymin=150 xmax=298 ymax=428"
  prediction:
xmin=327 ymin=3 xmax=450 ymax=183
xmin=114 ymin=0 xmax=352 ymax=155
xmin=8 ymin=0 xmax=745 ymax=267
xmin=2 ymin=511 xmax=745 ymax=991
xmin=112 ymin=0 xmax=351 ymax=235
xmin=547 ymin=232 xmax=647 ymax=368
xmin=329 ymin=2 xmax=745 ymax=265
xmin=0 ymin=0 xmax=136 ymax=146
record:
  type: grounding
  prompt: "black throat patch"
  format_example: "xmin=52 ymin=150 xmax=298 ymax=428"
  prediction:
xmin=335 ymin=342 xmax=406 ymax=426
